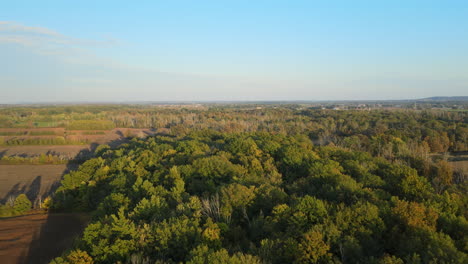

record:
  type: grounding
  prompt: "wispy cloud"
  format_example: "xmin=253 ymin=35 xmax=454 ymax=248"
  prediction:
xmin=0 ymin=21 xmax=117 ymax=55
xmin=0 ymin=21 xmax=62 ymax=36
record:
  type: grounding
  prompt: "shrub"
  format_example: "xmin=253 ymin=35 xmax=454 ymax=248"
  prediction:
xmin=50 ymin=250 xmax=94 ymax=264
xmin=14 ymin=194 xmax=31 ymax=214
xmin=42 ymin=196 xmax=53 ymax=209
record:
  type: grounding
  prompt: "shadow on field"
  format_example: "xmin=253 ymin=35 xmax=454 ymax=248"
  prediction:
xmin=1 ymin=176 xmax=42 ymax=205
xmin=20 ymin=213 xmax=89 ymax=264
xmin=1 ymin=183 xmax=26 ymax=204
xmin=13 ymin=136 xmax=144 ymax=263
xmin=0 ymin=169 xmax=78 ymax=206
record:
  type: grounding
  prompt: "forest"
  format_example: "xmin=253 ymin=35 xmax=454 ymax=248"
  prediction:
xmin=0 ymin=105 xmax=467 ymax=263
xmin=0 ymin=104 xmax=467 ymax=152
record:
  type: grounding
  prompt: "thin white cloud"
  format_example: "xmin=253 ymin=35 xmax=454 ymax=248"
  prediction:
xmin=0 ymin=21 xmax=117 ymax=52
xmin=0 ymin=21 xmax=127 ymax=73
xmin=68 ymin=78 xmax=115 ymax=84
xmin=0 ymin=21 xmax=61 ymax=36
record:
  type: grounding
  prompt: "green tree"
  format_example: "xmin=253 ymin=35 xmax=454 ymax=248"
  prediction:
xmin=14 ymin=194 xmax=31 ymax=214
xmin=297 ymin=230 xmax=330 ymax=263
xmin=432 ymin=160 xmax=453 ymax=193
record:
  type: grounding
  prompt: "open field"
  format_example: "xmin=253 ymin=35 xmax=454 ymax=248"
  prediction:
xmin=0 ymin=128 xmax=156 ymax=147
xmin=0 ymin=165 xmax=73 ymax=203
xmin=0 ymin=128 xmax=157 ymax=205
xmin=0 ymin=145 xmax=90 ymax=159
xmin=432 ymin=152 xmax=468 ymax=176
xmin=451 ymin=159 xmax=468 ymax=173
xmin=0 ymin=212 xmax=89 ymax=264
xmin=447 ymin=152 xmax=468 ymax=180
xmin=0 ymin=128 xmax=66 ymax=134
xmin=0 ymin=128 xmax=157 ymax=158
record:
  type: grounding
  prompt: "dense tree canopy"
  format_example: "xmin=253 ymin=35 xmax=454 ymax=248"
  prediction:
xmin=51 ymin=129 xmax=467 ymax=263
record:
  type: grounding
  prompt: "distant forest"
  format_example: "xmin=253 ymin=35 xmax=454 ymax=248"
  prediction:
xmin=1 ymin=104 xmax=467 ymax=153
xmin=0 ymin=104 xmax=467 ymax=263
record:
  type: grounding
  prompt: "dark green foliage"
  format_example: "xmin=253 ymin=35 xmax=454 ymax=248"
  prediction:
xmin=51 ymin=129 xmax=467 ymax=263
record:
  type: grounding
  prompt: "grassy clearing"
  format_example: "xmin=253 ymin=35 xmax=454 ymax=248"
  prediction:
xmin=0 ymin=131 xmax=27 ymax=136
xmin=66 ymin=120 xmax=115 ymax=130
xmin=0 ymin=155 xmax=70 ymax=165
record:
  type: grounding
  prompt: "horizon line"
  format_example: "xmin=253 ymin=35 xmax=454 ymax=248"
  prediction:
xmin=1 ymin=96 xmax=467 ymax=105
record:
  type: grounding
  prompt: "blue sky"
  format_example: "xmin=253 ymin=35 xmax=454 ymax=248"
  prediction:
xmin=1 ymin=1 xmax=467 ymax=102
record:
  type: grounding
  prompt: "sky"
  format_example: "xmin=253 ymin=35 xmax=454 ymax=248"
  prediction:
xmin=1 ymin=0 xmax=467 ymax=103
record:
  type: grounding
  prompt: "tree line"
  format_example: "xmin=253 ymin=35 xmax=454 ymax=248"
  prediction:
xmin=1 ymin=105 xmax=467 ymax=154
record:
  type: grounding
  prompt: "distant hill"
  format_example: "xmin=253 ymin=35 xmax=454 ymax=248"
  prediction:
xmin=418 ymin=96 xmax=468 ymax=102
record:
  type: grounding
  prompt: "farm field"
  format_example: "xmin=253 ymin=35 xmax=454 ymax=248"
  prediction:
xmin=0 ymin=126 xmax=157 ymax=263
xmin=0 ymin=128 xmax=157 ymax=204
xmin=0 ymin=145 xmax=89 ymax=159
xmin=0 ymin=128 xmax=156 ymax=147
xmin=0 ymin=128 xmax=157 ymax=160
xmin=0 ymin=165 xmax=73 ymax=204
xmin=0 ymin=212 xmax=88 ymax=264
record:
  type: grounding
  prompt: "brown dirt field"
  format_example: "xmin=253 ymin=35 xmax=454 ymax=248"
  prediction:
xmin=0 ymin=145 xmax=90 ymax=158
xmin=0 ymin=128 xmax=156 ymax=157
xmin=2 ymin=136 xmax=65 ymax=142
xmin=0 ymin=128 xmax=157 ymax=202
xmin=0 ymin=165 xmax=74 ymax=204
xmin=0 ymin=212 xmax=89 ymax=264
xmin=0 ymin=127 xmax=158 ymax=203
